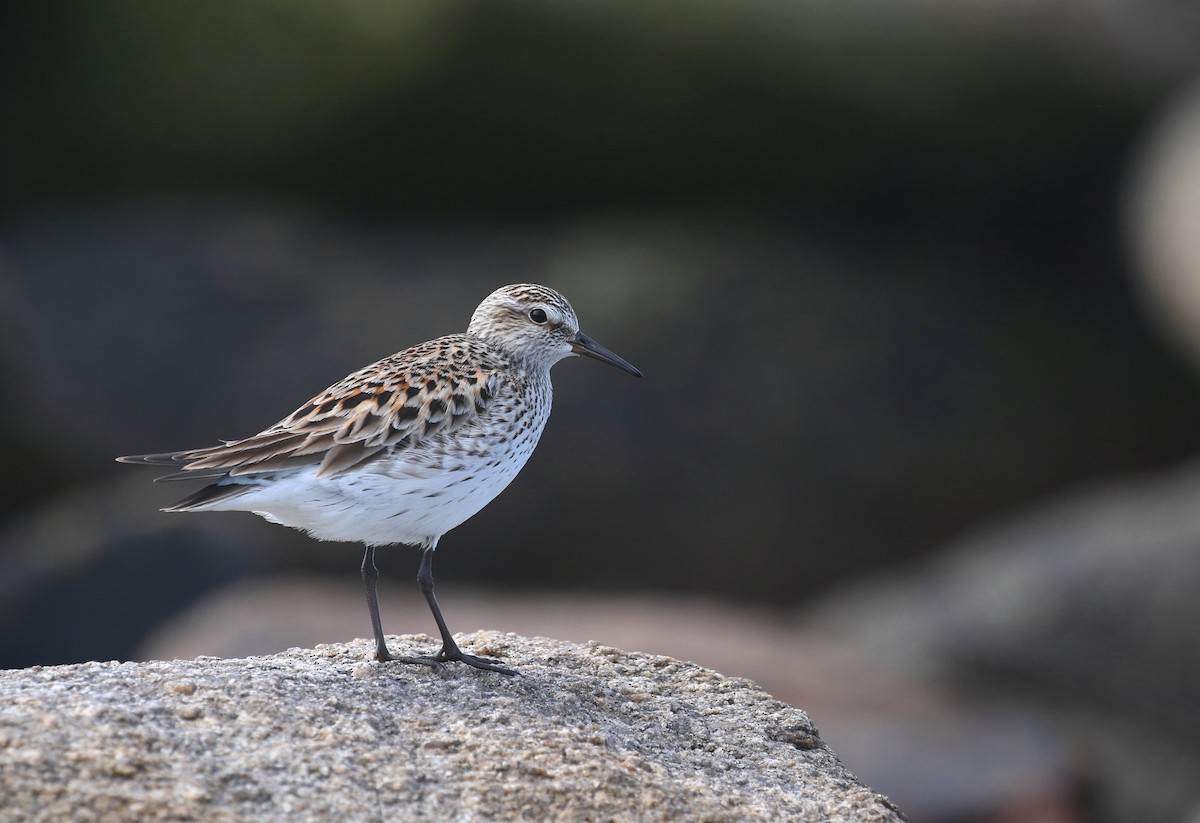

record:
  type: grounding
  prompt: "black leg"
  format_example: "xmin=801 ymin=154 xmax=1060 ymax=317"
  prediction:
xmin=360 ymin=545 xmax=393 ymax=662
xmin=416 ymin=547 xmax=516 ymax=675
xmin=360 ymin=545 xmax=438 ymax=668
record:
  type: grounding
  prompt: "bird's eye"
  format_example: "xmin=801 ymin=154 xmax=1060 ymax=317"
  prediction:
xmin=529 ymin=308 xmax=548 ymax=324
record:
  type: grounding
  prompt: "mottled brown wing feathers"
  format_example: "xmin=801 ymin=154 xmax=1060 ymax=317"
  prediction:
xmin=118 ymin=337 xmax=503 ymax=481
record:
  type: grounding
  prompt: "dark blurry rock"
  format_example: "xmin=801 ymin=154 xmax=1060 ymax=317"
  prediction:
xmin=0 ymin=636 xmax=904 ymax=822
xmin=0 ymin=475 xmax=263 ymax=669
xmin=805 ymin=459 xmax=1200 ymax=823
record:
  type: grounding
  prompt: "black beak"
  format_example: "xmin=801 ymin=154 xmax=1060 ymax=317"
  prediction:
xmin=571 ymin=331 xmax=643 ymax=378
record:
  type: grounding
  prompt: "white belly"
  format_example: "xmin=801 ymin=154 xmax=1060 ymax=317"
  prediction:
xmin=227 ymin=444 xmax=535 ymax=547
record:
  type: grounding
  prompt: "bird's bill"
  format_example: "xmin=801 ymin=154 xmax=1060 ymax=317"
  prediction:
xmin=571 ymin=331 xmax=643 ymax=378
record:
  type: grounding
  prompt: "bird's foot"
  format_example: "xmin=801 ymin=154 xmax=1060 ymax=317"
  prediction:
xmin=436 ymin=645 xmax=517 ymax=676
xmin=377 ymin=649 xmax=444 ymax=668
xmin=375 ymin=644 xmax=516 ymax=675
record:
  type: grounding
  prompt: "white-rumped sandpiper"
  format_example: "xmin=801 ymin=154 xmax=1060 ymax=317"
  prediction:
xmin=119 ymin=283 xmax=641 ymax=674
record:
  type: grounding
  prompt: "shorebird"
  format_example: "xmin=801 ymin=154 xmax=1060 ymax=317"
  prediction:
xmin=119 ymin=284 xmax=642 ymax=675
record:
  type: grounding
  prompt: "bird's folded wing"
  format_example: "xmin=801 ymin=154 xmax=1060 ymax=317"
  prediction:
xmin=118 ymin=346 xmax=501 ymax=480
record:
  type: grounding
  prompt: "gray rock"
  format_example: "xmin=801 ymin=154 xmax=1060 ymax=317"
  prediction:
xmin=132 ymin=578 xmax=1072 ymax=822
xmin=0 ymin=633 xmax=903 ymax=822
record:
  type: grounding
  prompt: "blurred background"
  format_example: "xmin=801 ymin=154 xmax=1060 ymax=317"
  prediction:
xmin=3 ymin=1 xmax=1200 ymax=821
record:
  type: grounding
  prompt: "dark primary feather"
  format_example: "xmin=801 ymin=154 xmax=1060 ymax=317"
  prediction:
xmin=161 ymin=482 xmax=255 ymax=512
